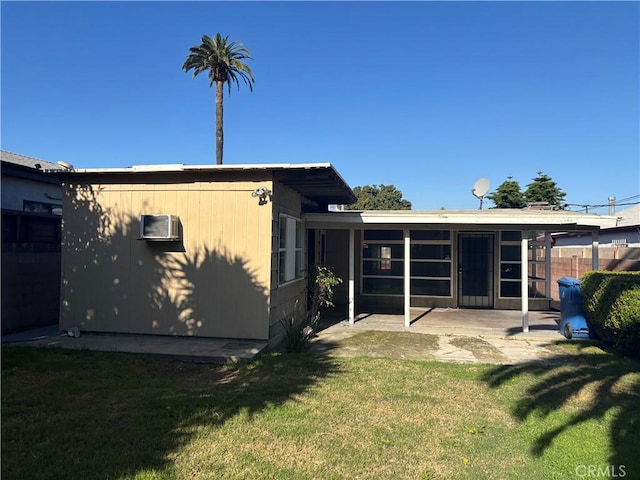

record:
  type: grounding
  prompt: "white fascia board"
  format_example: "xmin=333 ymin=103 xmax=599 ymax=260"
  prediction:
xmin=70 ymin=167 xmax=138 ymax=173
xmin=132 ymin=164 xmax=185 ymax=172
xmin=68 ymin=162 xmax=335 ymax=174
xmin=304 ymin=210 xmax=619 ymax=229
xmin=183 ymin=162 xmax=333 ymax=171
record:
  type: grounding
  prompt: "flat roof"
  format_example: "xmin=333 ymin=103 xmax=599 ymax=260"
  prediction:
xmin=305 ymin=209 xmax=619 ymax=230
xmin=54 ymin=162 xmax=357 ymax=206
xmin=60 ymin=162 xmax=333 ymax=174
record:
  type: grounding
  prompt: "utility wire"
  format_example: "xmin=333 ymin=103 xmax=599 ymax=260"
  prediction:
xmin=566 ymin=200 xmax=640 ymax=213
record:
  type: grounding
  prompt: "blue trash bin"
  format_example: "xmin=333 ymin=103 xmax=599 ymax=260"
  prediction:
xmin=557 ymin=277 xmax=589 ymax=339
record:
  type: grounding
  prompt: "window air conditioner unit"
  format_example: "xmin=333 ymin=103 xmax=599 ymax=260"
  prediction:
xmin=140 ymin=214 xmax=180 ymax=241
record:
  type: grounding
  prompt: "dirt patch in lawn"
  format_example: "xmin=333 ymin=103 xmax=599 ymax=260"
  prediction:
xmin=324 ymin=330 xmax=440 ymax=360
xmin=449 ymin=336 xmax=510 ymax=363
xmin=309 ymin=329 xmax=576 ymax=364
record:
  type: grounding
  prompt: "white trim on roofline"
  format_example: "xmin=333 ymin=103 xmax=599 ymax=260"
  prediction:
xmin=59 ymin=162 xmax=335 ymax=174
xmin=304 ymin=210 xmax=619 ymax=229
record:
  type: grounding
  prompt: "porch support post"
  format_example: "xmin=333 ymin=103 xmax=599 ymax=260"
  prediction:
xmin=521 ymin=231 xmax=529 ymax=332
xmin=348 ymin=228 xmax=355 ymax=325
xmin=545 ymin=232 xmax=552 ymax=300
xmin=592 ymin=229 xmax=599 ymax=271
xmin=404 ymin=228 xmax=411 ymax=327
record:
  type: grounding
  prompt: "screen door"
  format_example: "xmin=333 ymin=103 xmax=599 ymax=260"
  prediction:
xmin=457 ymin=232 xmax=494 ymax=308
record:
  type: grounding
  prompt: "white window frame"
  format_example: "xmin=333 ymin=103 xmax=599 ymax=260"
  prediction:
xmin=499 ymin=230 xmax=549 ymax=299
xmin=278 ymin=214 xmax=304 ymax=285
xmin=499 ymin=231 xmax=522 ymax=298
xmin=360 ymin=229 xmax=453 ymax=297
xmin=409 ymin=230 xmax=453 ymax=298
xmin=360 ymin=230 xmax=404 ymax=296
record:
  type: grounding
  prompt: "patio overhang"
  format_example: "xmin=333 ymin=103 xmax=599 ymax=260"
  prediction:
xmin=305 ymin=209 xmax=619 ymax=230
xmin=305 ymin=209 xmax=618 ymax=333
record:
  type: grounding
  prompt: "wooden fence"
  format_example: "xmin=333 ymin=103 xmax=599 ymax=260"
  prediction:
xmin=548 ymin=247 xmax=640 ymax=300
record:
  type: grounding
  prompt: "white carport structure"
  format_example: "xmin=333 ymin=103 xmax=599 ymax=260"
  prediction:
xmin=305 ymin=209 xmax=619 ymax=333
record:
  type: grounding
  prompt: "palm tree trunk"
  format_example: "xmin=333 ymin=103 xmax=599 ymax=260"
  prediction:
xmin=215 ymin=80 xmax=224 ymax=164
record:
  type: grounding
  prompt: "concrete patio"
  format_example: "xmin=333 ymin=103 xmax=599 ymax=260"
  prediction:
xmin=318 ymin=307 xmax=563 ymax=339
xmin=308 ymin=307 xmax=570 ymax=364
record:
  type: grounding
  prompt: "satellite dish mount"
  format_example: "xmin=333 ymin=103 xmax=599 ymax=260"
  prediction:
xmin=472 ymin=178 xmax=490 ymax=210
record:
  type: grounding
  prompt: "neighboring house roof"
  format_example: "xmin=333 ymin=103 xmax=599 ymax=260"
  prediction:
xmin=614 ymin=204 xmax=640 ymax=228
xmin=305 ymin=209 xmax=618 ymax=230
xmin=1 ymin=150 xmax=66 ymax=171
xmin=56 ymin=162 xmax=357 ymax=206
xmin=1 ymin=150 xmax=65 ymax=188
xmin=550 ymin=204 xmax=639 ymax=244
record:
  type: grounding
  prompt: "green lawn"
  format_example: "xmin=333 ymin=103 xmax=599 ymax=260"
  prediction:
xmin=2 ymin=341 xmax=639 ymax=480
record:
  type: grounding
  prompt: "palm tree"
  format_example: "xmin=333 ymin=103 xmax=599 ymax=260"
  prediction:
xmin=183 ymin=33 xmax=254 ymax=164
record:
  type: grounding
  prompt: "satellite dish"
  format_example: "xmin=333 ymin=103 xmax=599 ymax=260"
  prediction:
xmin=471 ymin=178 xmax=490 ymax=210
xmin=57 ymin=160 xmax=74 ymax=170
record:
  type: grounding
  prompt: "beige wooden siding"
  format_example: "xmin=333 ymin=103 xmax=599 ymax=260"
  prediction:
xmin=60 ymin=173 xmax=273 ymax=339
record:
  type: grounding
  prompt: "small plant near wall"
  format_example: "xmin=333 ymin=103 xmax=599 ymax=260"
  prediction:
xmin=309 ymin=265 xmax=343 ymax=325
xmin=280 ymin=301 xmax=313 ymax=353
xmin=280 ymin=266 xmax=343 ymax=353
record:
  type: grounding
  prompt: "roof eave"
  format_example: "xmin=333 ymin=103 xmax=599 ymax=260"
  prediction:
xmin=304 ymin=210 xmax=619 ymax=230
xmin=53 ymin=162 xmax=357 ymax=206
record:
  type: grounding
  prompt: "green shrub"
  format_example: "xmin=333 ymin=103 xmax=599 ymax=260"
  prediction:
xmin=308 ymin=265 xmax=343 ymax=324
xmin=280 ymin=266 xmax=343 ymax=353
xmin=581 ymin=271 xmax=640 ymax=356
xmin=581 ymin=272 xmax=613 ymax=339
xmin=608 ymin=286 xmax=640 ymax=356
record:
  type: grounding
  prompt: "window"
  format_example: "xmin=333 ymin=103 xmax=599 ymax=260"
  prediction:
xmin=380 ymin=246 xmax=392 ymax=270
xmin=363 ymin=244 xmax=403 ymax=274
xmin=278 ymin=215 xmax=304 ymax=284
xmin=360 ymin=229 xmax=452 ymax=297
xmin=527 ymin=231 xmax=548 ymax=298
xmin=410 ymin=230 xmax=452 ymax=297
xmin=498 ymin=230 xmax=549 ymax=298
xmin=499 ymin=231 xmax=521 ymax=298
xmin=23 ymin=200 xmax=62 ymax=215
xmin=361 ymin=230 xmax=404 ymax=295
xmin=2 ymin=212 xmax=61 ymax=245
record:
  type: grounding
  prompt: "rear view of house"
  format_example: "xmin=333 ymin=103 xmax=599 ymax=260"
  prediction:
xmin=58 ymin=161 xmax=618 ymax=344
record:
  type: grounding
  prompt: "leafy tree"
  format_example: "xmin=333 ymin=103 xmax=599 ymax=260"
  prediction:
xmin=524 ymin=172 xmax=566 ymax=207
xmin=183 ymin=33 xmax=254 ymax=164
xmin=344 ymin=184 xmax=412 ymax=210
xmin=487 ymin=177 xmax=526 ymax=208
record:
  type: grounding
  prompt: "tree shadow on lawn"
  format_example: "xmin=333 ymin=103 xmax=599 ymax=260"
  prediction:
xmin=1 ymin=347 xmax=340 ymax=480
xmin=481 ymin=342 xmax=640 ymax=472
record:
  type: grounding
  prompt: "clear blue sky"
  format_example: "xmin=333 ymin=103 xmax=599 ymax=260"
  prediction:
xmin=2 ymin=1 xmax=638 ymax=212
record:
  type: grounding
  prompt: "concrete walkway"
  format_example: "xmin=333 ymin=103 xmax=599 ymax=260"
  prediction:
xmin=1 ymin=325 xmax=269 ymax=363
